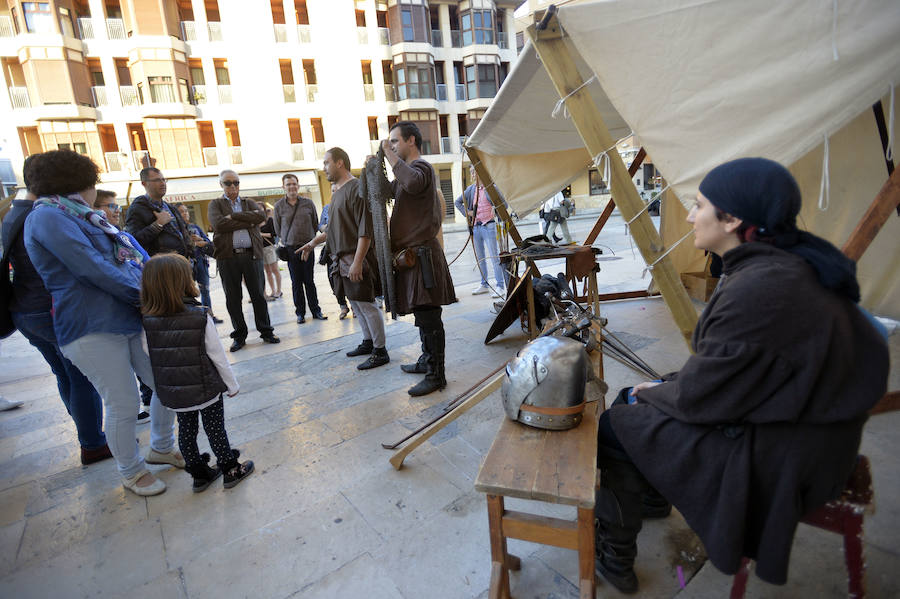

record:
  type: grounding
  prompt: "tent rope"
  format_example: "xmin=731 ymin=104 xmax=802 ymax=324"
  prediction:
xmin=552 ymin=75 xmax=597 ymax=119
xmin=831 ymin=0 xmax=840 ymax=61
xmin=642 ymin=230 xmax=695 ymax=278
xmin=818 ymin=133 xmax=831 ymax=211
xmin=887 ymin=82 xmax=895 ymax=162
xmin=590 ymin=131 xmax=634 ymax=189
xmin=625 ymin=184 xmax=670 ymax=227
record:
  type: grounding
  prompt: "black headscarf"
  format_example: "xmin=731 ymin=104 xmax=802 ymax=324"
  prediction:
xmin=699 ymin=157 xmax=860 ymax=302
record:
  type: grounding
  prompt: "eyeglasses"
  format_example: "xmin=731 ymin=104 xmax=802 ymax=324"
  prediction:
xmin=101 ymin=204 xmax=120 ymax=212
xmin=146 ymin=178 xmax=166 ymax=183
xmin=222 ymin=180 xmax=240 ymax=187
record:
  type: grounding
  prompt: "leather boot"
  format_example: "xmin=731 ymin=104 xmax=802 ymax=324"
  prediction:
xmin=346 ymin=338 xmax=373 ymax=357
xmin=184 ymin=453 xmax=221 ymax=493
xmin=401 ymin=329 xmax=428 ymax=374
xmin=641 ymin=487 xmax=672 ymax=519
xmin=408 ymin=324 xmax=446 ymax=396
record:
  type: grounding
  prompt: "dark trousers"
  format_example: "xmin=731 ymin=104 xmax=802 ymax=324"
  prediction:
xmin=217 ymin=253 xmax=273 ymax=341
xmin=287 ymin=248 xmax=321 ymax=317
xmin=193 ymin=259 xmax=212 ymax=313
xmin=176 ymin=399 xmax=234 ymax=468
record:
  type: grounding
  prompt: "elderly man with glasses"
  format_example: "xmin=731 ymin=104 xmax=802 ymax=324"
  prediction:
xmin=207 ymin=169 xmax=280 ymax=352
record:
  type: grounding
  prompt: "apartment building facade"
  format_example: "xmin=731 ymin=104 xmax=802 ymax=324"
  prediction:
xmin=0 ymin=0 xmax=519 ymax=225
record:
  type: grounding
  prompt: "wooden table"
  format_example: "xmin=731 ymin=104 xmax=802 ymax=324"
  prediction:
xmin=474 ymin=401 xmax=600 ymax=599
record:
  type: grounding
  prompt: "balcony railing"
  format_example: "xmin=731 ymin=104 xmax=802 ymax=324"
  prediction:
xmin=306 ymin=84 xmax=318 ymax=103
xmin=282 ymin=84 xmax=296 ymax=103
xmin=132 ymin=150 xmax=151 ymax=170
xmin=431 ymin=29 xmax=442 ymax=47
xmin=369 ymin=140 xmax=381 ymax=155
xmin=450 ymin=30 xmax=462 ymax=47
xmin=119 ymin=85 xmax=139 ymax=106
xmin=0 ymin=15 xmax=15 ymax=37
xmin=104 ymin=152 xmax=125 ymax=172
xmin=378 ymin=27 xmax=389 ymax=45
xmin=91 ymin=86 xmax=108 ymax=107
xmin=207 ymin=21 xmax=223 ymax=41
xmin=440 ymin=137 xmax=451 ymax=154
xmin=9 ymin=87 xmax=30 ymax=109
xmin=191 ymin=84 xmax=206 ymax=104
xmin=436 ymin=83 xmax=447 ymax=102
xmin=297 ymin=25 xmax=311 ymax=43
xmin=384 ymin=84 xmax=396 ymax=102
xmin=357 ymin=26 xmax=368 ymax=44
xmin=363 ymin=83 xmax=374 ymax=102
xmin=455 ymin=84 xmax=466 ymax=101
xmin=149 ymin=84 xmax=176 ymax=103
xmin=218 ymin=85 xmax=232 ymax=103
xmin=76 ymin=17 xmax=94 ymax=39
xmin=273 ymin=23 xmax=287 ymax=42
xmin=202 ymin=147 xmax=218 ymax=167
xmin=290 ymin=143 xmax=304 ymax=162
xmin=314 ymin=142 xmax=326 ymax=160
xmin=229 ymin=147 xmax=242 ymax=165
xmin=458 ymin=135 xmax=468 ymax=150
xmin=497 ymin=31 xmax=508 ymax=49
xmin=180 ymin=21 xmax=197 ymax=41
xmin=106 ymin=18 xmax=126 ymax=40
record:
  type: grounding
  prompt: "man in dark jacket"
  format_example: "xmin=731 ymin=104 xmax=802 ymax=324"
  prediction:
xmin=207 ymin=169 xmax=279 ymax=352
xmin=125 ymin=168 xmax=193 ymax=259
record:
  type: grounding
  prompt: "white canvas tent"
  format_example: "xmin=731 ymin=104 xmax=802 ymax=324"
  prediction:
xmin=467 ymin=0 xmax=900 ymax=319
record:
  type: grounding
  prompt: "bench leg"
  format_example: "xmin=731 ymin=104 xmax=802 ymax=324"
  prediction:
xmin=577 ymin=506 xmax=596 ymax=599
xmin=843 ymin=515 xmax=866 ymax=599
xmin=487 ymin=495 xmax=511 ymax=598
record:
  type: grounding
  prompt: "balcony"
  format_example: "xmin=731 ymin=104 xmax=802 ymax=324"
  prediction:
xmin=191 ymin=84 xmax=206 ymax=104
xmin=218 ymin=85 xmax=232 ymax=103
xmin=459 ymin=136 xmax=468 ymax=150
xmin=132 ymin=150 xmax=151 ymax=170
xmin=208 ymin=22 xmax=223 ymax=41
xmin=455 ymin=84 xmax=466 ymax=101
xmin=314 ymin=142 xmax=326 ymax=160
xmin=297 ymin=25 xmax=311 ymax=43
xmin=290 ymin=143 xmax=304 ymax=162
xmin=273 ymin=23 xmax=287 ymax=42
xmin=91 ymin=86 xmax=108 ymax=107
xmin=104 ymin=152 xmax=126 ymax=172
xmin=378 ymin=27 xmax=389 ymax=45
xmin=9 ymin=87 xmax=30 ymax=109
xmin=357 ymin=27 xmax=368 ymax=44
xmin=202 ymin=147 xmax=219 ymax=167
xmin=440 ymin=137 xmax=451 ymax=154
xmin=436 ymin=84 xmax=447 ymax=102
xmin=363 ymin=83 xmax=374 ymax=102
xmin=369 ymin=139 xmax=381 ymax=155
xmin=384 ymin=84 xmax=396 ymax=102
xmin=180 ymin=21 xmax=197 ymax=41
xmin=76 ymin=17 xmax=94 ymax=39
xmin=431 ymin=29 xmax=442 ymax=47
xmin=106 ymin=18 xmax=126 ymax=40
xmin=282 ymin=84 xmax=296 ymax=103
xmin=229 ymin=147 xmax=242 ymax=165
xmin=498 ymin=31 xmax=508 ymax=49
xmin=306 ymin=84 xmax=318 ymax=103
xmin=450 ymin=30 xmax=462 ymax=48
xmin=0 ymin=15 xmax=14 ymax=37
xmin=149 ymin=85 xmax=176 ymax=103
xmin=119 ymin=86 xmax=139 ymax=106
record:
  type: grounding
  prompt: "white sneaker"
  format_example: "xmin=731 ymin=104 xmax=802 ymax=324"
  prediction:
xmin=472 ymin=284 xmax=490 ymax=295
xmin=0 ymin=397 xmax=24 ymax=411
xmin=122 ymin=470 xmax=166 ymax=496
xmin=491 ymin=287 xmax=506 ymax=299
xmin=146 ymin=448 xmax=186 ymax=468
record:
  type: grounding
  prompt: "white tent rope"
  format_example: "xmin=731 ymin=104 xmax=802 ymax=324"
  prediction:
xmin=625 ymin=184 xmax=670 ymax=227
xmin=590 ymin=131 xmax=635 ymax=187
xmin=887 ymin=82 xmax=895 ymax=161
xmin=818 ymin=133 xmax=831 ymax=211
xmin=642 ymin=230 xmax=695 ymax=278
xmin=831 ymin=0 xmax=840 ymax=61
xmin=551 ymin=75 xmax=597 ymax=119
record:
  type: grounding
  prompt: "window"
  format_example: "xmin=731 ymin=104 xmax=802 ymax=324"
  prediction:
xmin=23 ymin=2 xmax=53 ymax=33
xmin=477 ymin=64 xmax=496 ymax=97
xmin=401 ymin=7 xmax=413 ymax=41
xmin=148 ymin=76 xmax=175 ymax=103
xmin=589 ymin=169 xmax=608 ymax=195
xmin=367 ymin=116 xmax=379 ymax=140
xmin=461 ymin=9 xmax=494 ymax=45
xmin=178 ymin=78 xmax=189 ymax=103
xmin=215 ymin=62 xmax=230 ymax=85
xmin=465 ymin=65 xmax=476 ymax=101
xmin=395 ymin=56 xmax=434 ymax=101
xmin=59 ymin=7 xmax=75 ymax=37
xmin=464 ymin=56 xmax=500 ymax=99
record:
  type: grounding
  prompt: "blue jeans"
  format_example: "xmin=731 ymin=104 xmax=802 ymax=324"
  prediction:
xmin=61 ymin=332 xmax=176 ymax=479
xmin=193 ymin=258 xmax=212 ymax=312
xmin=472 ymin=222 xmax=507 ymax=287
xmin=11 ymin=311 xmax=107 ymax=450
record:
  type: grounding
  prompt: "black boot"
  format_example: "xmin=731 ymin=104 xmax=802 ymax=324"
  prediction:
xmin=401 ymin=329 xmax=428 ymax=373
xmin=358 ymin=347 xmax=390 ymax=370
xmin=346 ymin=339 xmax=373 ymax=357
xmin=219 ymin=449 xmax=254 ymax=489
xmin=184 ymin=453 xmax=221 ymax=493
xmin=408 ymin=326 xmax=446 ymax=396
xmin=641 ymin=487 xmax=672 ymax=519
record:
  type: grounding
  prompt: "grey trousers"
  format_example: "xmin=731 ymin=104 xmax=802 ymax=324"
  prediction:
xmin=350 ymin=300 xmax=385 ymax=348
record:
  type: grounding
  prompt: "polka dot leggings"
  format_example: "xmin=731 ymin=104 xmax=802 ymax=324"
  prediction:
xmin=176 ymin=398 xmax=235 ymax=468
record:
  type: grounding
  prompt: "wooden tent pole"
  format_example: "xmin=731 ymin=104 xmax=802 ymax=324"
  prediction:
xmin=527 ymin=16 xmax=697 ymax=345
xmin=583 ymin=147 xmax=647 ymax=246
xmin=841 ymin=168 xmax=900 ymax=262
xmin=465 ymin=146 xmax=526 ymax=247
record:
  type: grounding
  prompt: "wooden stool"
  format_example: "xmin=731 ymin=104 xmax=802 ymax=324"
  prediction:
xmin=475 ymin=402 xmax=600 ymax=599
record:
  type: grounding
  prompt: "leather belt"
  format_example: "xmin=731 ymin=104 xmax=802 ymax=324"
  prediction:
xmin=232 ymin=247 xmax=253 ymax=254
xmin=475 ymin=220 xmax=495 ymax=226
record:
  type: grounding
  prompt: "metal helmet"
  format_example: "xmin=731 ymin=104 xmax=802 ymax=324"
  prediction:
xmin=501 ymin=336 xmax=589 ymax=430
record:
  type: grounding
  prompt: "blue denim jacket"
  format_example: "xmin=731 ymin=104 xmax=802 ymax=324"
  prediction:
xmin=24 ymin=203 xmax=145 ymax=346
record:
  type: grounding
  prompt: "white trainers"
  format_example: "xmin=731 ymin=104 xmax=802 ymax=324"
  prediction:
xmin=122 ymin=470 xmax=166 ymax=496
xmin=491 ymin=287 xmax=506 ymax=299
xmin=472 ymin=284 xmax=490 ymax=295
xmin=146 ymin=448 xmax=186 ymax=468
xmin=0 ymin=397 xmax=24 ymax=411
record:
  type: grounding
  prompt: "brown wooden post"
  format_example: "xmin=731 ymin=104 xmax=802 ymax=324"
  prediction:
xmin=465 ymin=146 xmax=525 ymax=247
xmin=527 ymin=16 xmax=697 ymax=345
xmin=841 ymin=168 xmax=900 ymax=262
xmin=583 ymin=147 xmax=647 ymax=246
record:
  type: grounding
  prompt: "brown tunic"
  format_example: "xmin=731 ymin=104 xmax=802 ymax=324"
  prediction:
xmin=326 ymin=178 xmax=377 ymax=302
xmin=610 ymin=243 xmax=889 ymax=585
xmin=389 ymin=158 xmax=457 ymax=315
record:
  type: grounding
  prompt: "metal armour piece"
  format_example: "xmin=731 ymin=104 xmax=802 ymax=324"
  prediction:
xmin=501 ymin=336 xmax=589 ymax=431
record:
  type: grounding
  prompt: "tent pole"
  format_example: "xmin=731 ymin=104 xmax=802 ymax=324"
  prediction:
xmin=841 ymin=167 xmax=900 ymax=262
xmin=527 ymin=15 xmax=697 ymax=346
xmin=583 ymin=147 xmax=647 ymax=246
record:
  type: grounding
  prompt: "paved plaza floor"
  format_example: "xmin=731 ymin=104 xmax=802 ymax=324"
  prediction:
xmin=1 ymin=211 xmax=898 ymax=598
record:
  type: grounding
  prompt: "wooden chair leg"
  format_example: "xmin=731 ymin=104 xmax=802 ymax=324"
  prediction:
xmin=730 ymin=557 xmax=752 ymax=599
xmin=577 ymin=506 xmax=596 ymax=599
xmin=486 ymin=495 xmax=511 ymax=598
xmin=843 ymin=515 xmax=866 ymax=599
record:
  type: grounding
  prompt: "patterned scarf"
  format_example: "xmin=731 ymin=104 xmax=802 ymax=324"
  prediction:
xmin=36 ymin=194 xmax=149 ymax=266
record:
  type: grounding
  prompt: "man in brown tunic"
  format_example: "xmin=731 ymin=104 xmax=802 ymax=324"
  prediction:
xmin=300 ymin=147 xmax=389 ymax=370
xmin=376 ymin=121 xmax=457 ymax=396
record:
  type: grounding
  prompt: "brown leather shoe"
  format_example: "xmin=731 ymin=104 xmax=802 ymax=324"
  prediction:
xmin=81 ymin=444 xmax=113 ymax=465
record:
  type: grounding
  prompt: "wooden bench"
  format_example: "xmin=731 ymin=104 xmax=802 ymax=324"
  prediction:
xmin=474 ymin=401 xmax=600 ymax=599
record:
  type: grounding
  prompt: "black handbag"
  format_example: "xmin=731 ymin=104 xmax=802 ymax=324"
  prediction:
xmin=1 ymin=207 xmax=30 ymax=339
xmin=276 ymin=245 xmax=291 ymax=261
